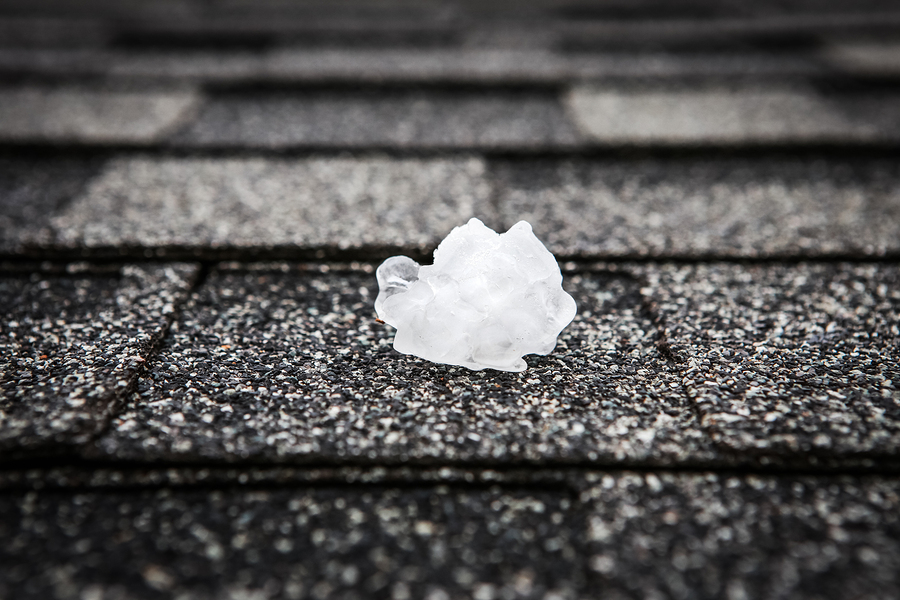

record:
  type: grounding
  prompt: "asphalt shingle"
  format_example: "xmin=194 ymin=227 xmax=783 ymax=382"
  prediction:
xmin=0 ymin=485 xmax=583 ymax=600
xmin=0 ymin=47 xmax=824 ymax=84
xmin=173 ymin=91 xmax=581 ymax=150
xmin=50 ymin=156 xmax=491 ymax=257
xmin=0 ymin=86 xmax=201 ymax=144
xmin=581 ymin=472 xmax=900 ymax=599
xmin=2 ymin=2 xmax=900 ymax=597
xmin=0 ymin=155 xmax=104 ymax=254
xmin=88 ymin=265 xmax=717 ymax=467
xmin=566 ymin=86 xmax=900 ymax=145
xmin=640 ymin=263 xmax=900 ymax=461
xmin=0 ymin=263 xmax=198 ymax=458
xmin=823 ymin=41 xmax=900 ymax=77
xmin=0 ymin=15 xmax=109 ymax=49
xmin=494 ymin=157 xmax=900 ymax=259
xmin=2 ymin=471 xmax=898 ymax=600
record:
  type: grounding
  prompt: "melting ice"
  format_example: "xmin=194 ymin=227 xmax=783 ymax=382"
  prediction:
xmin=375 ymin=218 xmax=577 ymax=372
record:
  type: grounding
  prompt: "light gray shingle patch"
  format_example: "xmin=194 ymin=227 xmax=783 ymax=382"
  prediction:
xmin=565 ymin=86 xmax=900 ymax=145
xmin=823 ymin=42 xmax=900 ymax=77
xmin=174 ymin=91 xmax=581 ymax=149
xmin=51 ymin=156 xmax=490 ymax=252
xmin=581 ymin=472 xmax=900 ymax=599
xmin=0 ymin=486 xmax=583 ymax=600
xmin=494 ymin=157 xmax=900 ymax=258
xmin=0 ymin=263 xmax=199 ymax=457
xmin=0 ymin=157 xmax=104 ymax=253
xmin=0 ymin=87 xmax=201 ymax=144
xmin=88 ymin=267 xmax=719 ymax=467
xmin=640 ymin=263 xmax=900 ymax=459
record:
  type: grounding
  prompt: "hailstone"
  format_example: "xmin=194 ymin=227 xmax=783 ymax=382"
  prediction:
xmin=375 ymin=218 xmax=577 ymax=372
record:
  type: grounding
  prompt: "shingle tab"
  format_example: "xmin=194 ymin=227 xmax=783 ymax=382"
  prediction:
xmin=823 ymin=41 xmax=900 ymax=77
xmin=640 ymin=263 xmax=900 ymax=460
xmin=51 ymin=156 xmax=491 ymax=254
xmin=566 ymin=86 xmax=900 ymax=145
xmin=0 ymin=263 xmax=198 ymax=457
xmin=264 ymin=48 xmax=569 ymax=83
xmin=0 ymin=156 xmax=104 ymax=254
xmin=88 ymin=266 xmax=718 ymax=467
xmin=0 ymin=86 xmax=201 ymax=144
xmin=1 ymin=472 xmax=898 ymax=599
xmin=0 ymin=485 xmax=583 ymax=599
xmin=174 ymin=91 xmax=581 ymax=150
xmin=582 ymin=472 xmax=900 ymax=599
xmin=495 ymin=157 xmax=900 ymax=258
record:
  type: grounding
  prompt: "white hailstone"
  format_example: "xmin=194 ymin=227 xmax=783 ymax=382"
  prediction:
xmin=375 ymin=218 xmax=577 ymax=372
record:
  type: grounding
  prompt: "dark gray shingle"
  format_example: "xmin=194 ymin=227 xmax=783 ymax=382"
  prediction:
xmin=174 ymin=91 xmax=581 ymax=150
xmin=88 ymin=266 xmax=718 ymax=467
xmin=0 ymin=263 xmax=198 ymax=458
xmin=495 ymin=157 xmax=900 ymax=259
xmin=640 ymin=262 xmax=900 ymax=460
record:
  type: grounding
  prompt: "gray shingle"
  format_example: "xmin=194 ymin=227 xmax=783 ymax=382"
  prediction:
xmin=263 ymin=48 xmax=569 ymax=83
xmin=88 ymin=266 xmax=718 ymax=467
xmin=0 ymin=263 xmax=198 ymax=457
xmin=0 ymin=16 xmax=109 ymax=48
xmin=566 ymin=85 xmax=900 ymax=145
xmin=581 ymin=472 xmax=900 ymax=599
xmin=0 ymin=86 xmax=201 ymax=144
xmin=0 ymin=485 xmax=584 ymax=600
xmin=823 ymin=41 xmax=900 ymax=77
xmin=2 ymin=471 xmax=898 ymax=599
xmin=494 ymin=157 xmax=900 ymax=258
xmin=0 ymin=47 xmax=823 ymax=84
xmin=174 ymin=91 xmax=581 ymax=150
xmin=51 ymin=156 xmax=491 ymax=254
xmin=640 ymin=263 xmax=900 ymax=460
xmin=0 ymin=156 xmax=104 ymax=254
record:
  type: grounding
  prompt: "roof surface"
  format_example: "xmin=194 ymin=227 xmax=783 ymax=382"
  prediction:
xmin=2 ymin=1 xmax=899 ymax=599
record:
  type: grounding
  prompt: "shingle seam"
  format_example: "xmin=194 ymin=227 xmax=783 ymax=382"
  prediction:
xmin=3 ymin=462 xmax=900 ymax=493
xmin=55 ymin=263 xmax=208 ymax=457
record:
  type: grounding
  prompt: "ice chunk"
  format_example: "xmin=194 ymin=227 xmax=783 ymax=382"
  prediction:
xmin=375 ymin=218 xmax=577 ymax=372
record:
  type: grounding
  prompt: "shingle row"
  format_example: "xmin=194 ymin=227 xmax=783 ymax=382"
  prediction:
xmin=1 ymin=471 xmax=898 ymax=599
xmin=0 ymin=47 xmax=826 ymax=83
xmin=3 ymin=262 xmax=897 ymax=469
xmin=3 ymin=1 xmax=898 ymax=52
xmin=5 ymin=154 xmax=899 ymax=259
xmin=3 ymin=84 xmax=900 ymax=148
